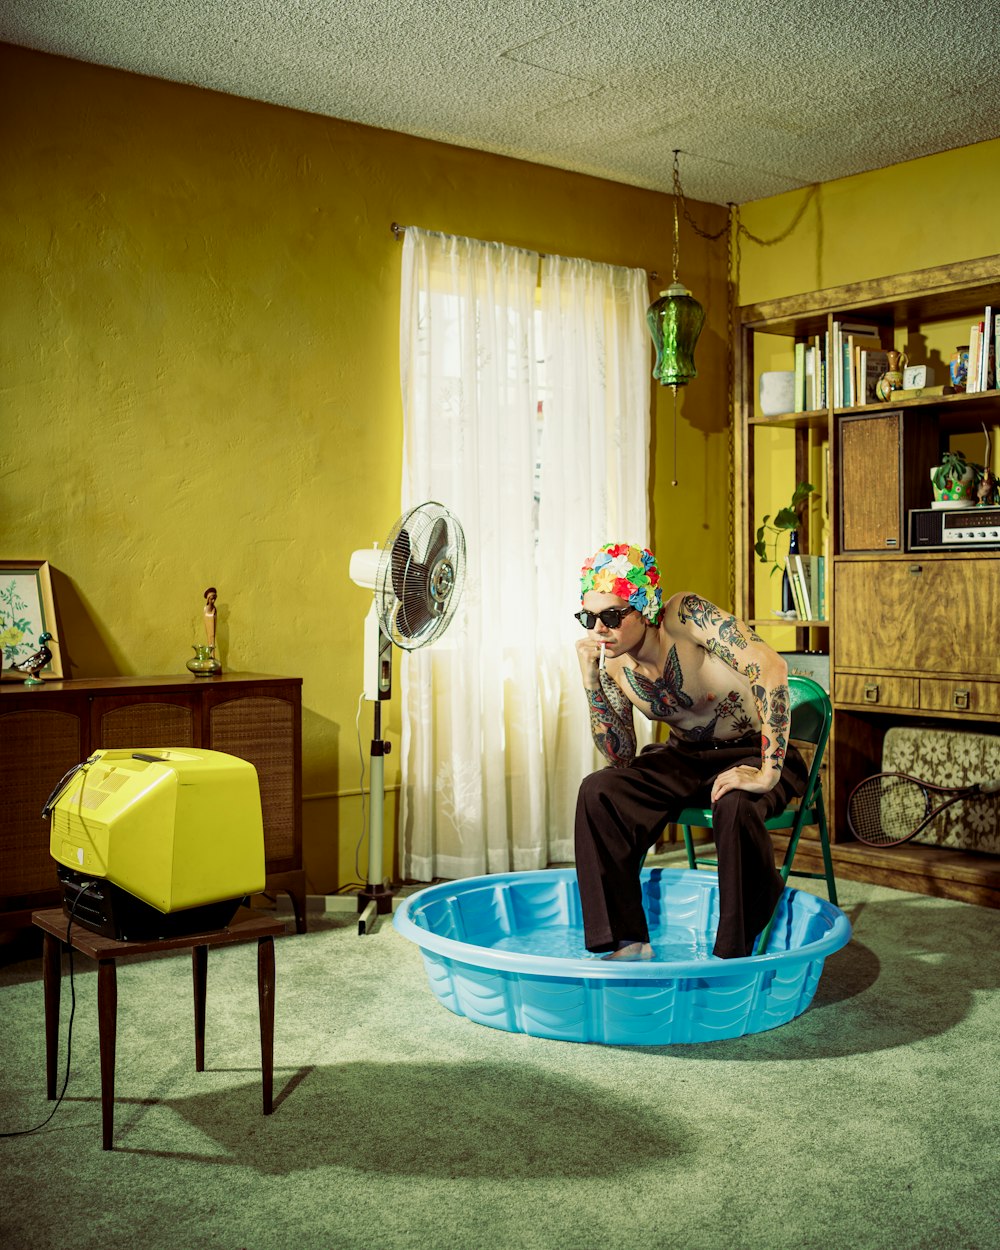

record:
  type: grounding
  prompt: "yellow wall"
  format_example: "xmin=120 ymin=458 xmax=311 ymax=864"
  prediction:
xmin=737 ymin=139 xmax=1000 ymax=305
xmin=1 ymin=44 xmax=729 ymax=890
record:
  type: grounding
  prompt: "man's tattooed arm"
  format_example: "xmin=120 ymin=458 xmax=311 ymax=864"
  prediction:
xmin=753 ymin=672 xmax=790 ymax=775
xmin=586 ymin=669 xmax=637 ymax=765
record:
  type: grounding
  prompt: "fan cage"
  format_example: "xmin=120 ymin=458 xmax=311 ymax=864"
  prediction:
xmin=374 ymin=502 xmax=467 ymax=650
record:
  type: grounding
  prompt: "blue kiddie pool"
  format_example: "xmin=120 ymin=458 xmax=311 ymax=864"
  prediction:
xmin=393 ymin=867 xmax=851 ymax=1045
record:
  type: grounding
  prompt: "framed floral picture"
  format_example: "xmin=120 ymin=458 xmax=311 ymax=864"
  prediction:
xmin=0 ymin=560 xmax=63 ymax=678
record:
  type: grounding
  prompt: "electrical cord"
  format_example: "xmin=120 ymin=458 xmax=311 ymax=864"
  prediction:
xmin=354 ymin=690 xmax=369 ymax=883
xmin=0 ymin=883 xmax=93 ymax=1138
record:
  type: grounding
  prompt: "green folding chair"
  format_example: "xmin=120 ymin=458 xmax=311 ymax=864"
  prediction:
xmin=676 ymin=673 xmax=838 ymax=954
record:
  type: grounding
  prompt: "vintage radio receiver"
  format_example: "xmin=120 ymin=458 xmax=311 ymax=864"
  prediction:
xmin=908 ymin=506 xmax=1000 ymax=550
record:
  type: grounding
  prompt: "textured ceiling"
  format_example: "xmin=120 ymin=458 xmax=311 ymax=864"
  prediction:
xmin=3 ymin=0 xmax=1000 ymax=204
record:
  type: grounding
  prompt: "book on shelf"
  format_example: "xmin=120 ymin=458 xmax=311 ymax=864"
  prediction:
xmin=849 ymin=335 xmax=883 ymax=405
xmin=832 ymin=319 xmax=881 ymax=406
xmin=816 ymin=555 xmax=826 ymax=620
xmin=811 ymin=334 xmax=824 ymax=408
xmin=859 ymin=348 xmax=890 ymax=404
xmin=785 ymin=554 xmax=807 ymax=619
xmin=793 ymin=341 xmax=806 ymax=412
xmin=792 ymin=554 xmax=813 ymax=619
xmin=802 ymin=554 xmax=825 ymax=620
xmin=804 ymin=345 xmax=817 ymax=410
xmin=967 ymin=320 xmax=984 ymax=393
xmin=995 ymin=312 xmax=1000 ymax=391
xmin=980 ymin=306 xmax=993 ymax=390
xmin=982 ymin=305 xmax=996 ymax=390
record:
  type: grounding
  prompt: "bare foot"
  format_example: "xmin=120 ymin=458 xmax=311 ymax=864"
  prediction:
xmin=601 ymin=941 xmax=654 ymax=961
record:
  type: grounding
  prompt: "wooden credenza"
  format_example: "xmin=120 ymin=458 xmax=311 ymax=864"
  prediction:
xmin=833 ymin=554 xmax=1000 ymax=718
xmin=0 ymin=673 xmax=306 ymax=933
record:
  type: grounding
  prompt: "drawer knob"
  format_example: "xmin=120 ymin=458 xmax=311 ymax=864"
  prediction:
xmin=953 ymin=688 xmax=970 ymax=711
xmin=864 ymin=682 xmax=880 ymax=703
xmin=908 ymin=564 xmax=922 ymax=575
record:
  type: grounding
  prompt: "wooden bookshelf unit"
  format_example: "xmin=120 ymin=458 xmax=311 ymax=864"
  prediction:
xmin=735 ymin=255 xmax=1000 ymax=907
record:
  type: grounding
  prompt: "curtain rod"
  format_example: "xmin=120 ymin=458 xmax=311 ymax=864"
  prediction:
xmin=390 ymin=222 xmax=660 ymax=282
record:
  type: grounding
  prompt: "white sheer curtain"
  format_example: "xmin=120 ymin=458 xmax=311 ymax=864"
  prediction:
xmin=399 ymin=229 xmax=543 ymax=880
xmin=536 ymin=254 xmax=653 ymax=861
xmin=398 ymin=228 xmax=651 ymax=879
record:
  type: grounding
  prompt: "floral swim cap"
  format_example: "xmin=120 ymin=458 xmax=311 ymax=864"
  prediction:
xmin=580 ymin=542 xmax=662 ymax=624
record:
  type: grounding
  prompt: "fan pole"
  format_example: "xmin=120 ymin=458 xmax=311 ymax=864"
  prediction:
xmin=358 ymin=695 xmax=394 ymax=936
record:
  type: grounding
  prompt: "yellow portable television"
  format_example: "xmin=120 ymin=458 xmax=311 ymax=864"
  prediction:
xmin=46 ymin=748 xmax=265 ymax=939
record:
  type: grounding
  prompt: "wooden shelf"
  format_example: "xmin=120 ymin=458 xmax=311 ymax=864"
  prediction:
xmin=750 ymin=407 xmax=829 ymax=431
xmin=739 ymin=254 xmax=1000 ymax=334
xmin=737 ymin=253 xmax=1000 ymax=910
xmin=771 ymin=833 xmax=1000 ymax=909
xmin=751 ymin=389 xmax=1000 ymax=433
xmin=749 ymin=618 xmax=828 ymax=628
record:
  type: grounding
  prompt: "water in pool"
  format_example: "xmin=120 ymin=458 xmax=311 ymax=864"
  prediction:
xmin=492 ymin=923 xmax=714 ymax=961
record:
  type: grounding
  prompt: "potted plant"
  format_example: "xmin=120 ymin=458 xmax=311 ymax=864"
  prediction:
xmin=930 ymin=451 xmax=983 ymax=506
xmin=755 ymin=481 xmax=815 ymax=577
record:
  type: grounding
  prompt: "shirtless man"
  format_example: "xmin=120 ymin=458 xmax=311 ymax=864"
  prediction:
xmin=574 ymin=542 xmax=807 ymax=960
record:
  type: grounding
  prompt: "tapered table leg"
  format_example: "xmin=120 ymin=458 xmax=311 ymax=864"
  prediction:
xmin=97 ymin=958 xmax=117 ymax=1150
xmin=192 ymin=944 xmax=208 ymax=1071
xmin=258 ymin=936 xmax=275 ymax=1115
xmin=42 ymin=933 xmax=61 ymax=1100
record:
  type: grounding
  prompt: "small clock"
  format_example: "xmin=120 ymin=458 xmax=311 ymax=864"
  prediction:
xmin=902 ymin=364 xmax=934 ymax=389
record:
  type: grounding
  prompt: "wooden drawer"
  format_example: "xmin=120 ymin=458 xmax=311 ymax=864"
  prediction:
xmin=835 ymin=673 xmax=918 ymax=708
xmin=920 ymin=679 xmax=1000 ymax=717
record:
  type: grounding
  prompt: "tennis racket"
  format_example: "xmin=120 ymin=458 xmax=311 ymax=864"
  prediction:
xmin=846 ymin=772 xmax=1000 ymax=847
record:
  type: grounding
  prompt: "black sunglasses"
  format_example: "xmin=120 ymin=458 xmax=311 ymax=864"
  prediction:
xmin=575 ymin=607 xmax=635 ymax=630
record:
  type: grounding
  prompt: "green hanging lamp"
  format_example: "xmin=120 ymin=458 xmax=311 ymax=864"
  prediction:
xmin=647 ymin=151 xmax=705 ymax=483
xmin=647 ymin=279 xmax=705 ymax=386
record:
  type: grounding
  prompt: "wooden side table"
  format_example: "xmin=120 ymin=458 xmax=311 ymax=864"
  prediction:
xmin=33 ymin=906 xmax=286 ymax=1150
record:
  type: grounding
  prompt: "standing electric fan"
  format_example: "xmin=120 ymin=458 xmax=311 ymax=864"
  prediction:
xmin=349 ymin=501 xmax=466 ymax=934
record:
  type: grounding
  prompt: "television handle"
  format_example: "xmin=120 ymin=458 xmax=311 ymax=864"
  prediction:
xmin=40 ymin=753 xmax=99 ymax=819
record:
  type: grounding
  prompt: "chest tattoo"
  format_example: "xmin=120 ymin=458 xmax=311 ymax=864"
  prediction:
xmin=680 ymin=690 xmax=756 ymax=741
xmin=623 ymin=645 xmax=693 ymax=716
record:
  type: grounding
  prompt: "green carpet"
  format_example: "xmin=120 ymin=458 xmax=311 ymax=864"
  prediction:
xmin=2 ymin=854 xmax=999 ymax=1250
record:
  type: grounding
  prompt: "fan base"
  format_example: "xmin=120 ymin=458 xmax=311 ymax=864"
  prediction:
xmin=357 ymin=882 xmax=394 ymax=935
xmin=357 ymin=881 xmax=394 ymax=914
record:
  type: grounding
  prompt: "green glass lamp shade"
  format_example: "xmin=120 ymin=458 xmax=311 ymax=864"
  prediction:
xmin=647 ymin=281 xmax=705 ymax=386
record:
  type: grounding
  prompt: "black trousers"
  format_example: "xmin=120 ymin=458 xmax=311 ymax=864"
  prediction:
xmin=574 ymin=735 xmax=808 ymax=959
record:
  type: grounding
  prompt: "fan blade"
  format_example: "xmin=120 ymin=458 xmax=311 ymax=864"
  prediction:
xmin=390 ymin=527 xmax=413 ymax=602
xmin=394 ymin=596 xmax=436 ymax=641
xmin=391 ymin=518 xmax=453 ymax=641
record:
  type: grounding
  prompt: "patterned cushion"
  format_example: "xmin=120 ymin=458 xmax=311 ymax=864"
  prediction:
xmin=881 ymin=727 xmax=1000 ymax=853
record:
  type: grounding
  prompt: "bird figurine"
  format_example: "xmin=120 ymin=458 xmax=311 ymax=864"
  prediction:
xmin=15 ymin=632 xmax=55 ymax=686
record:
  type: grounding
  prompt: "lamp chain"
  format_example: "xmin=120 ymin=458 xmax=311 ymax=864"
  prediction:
xmin=666 ymin=159 xmax=814 ymax=607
